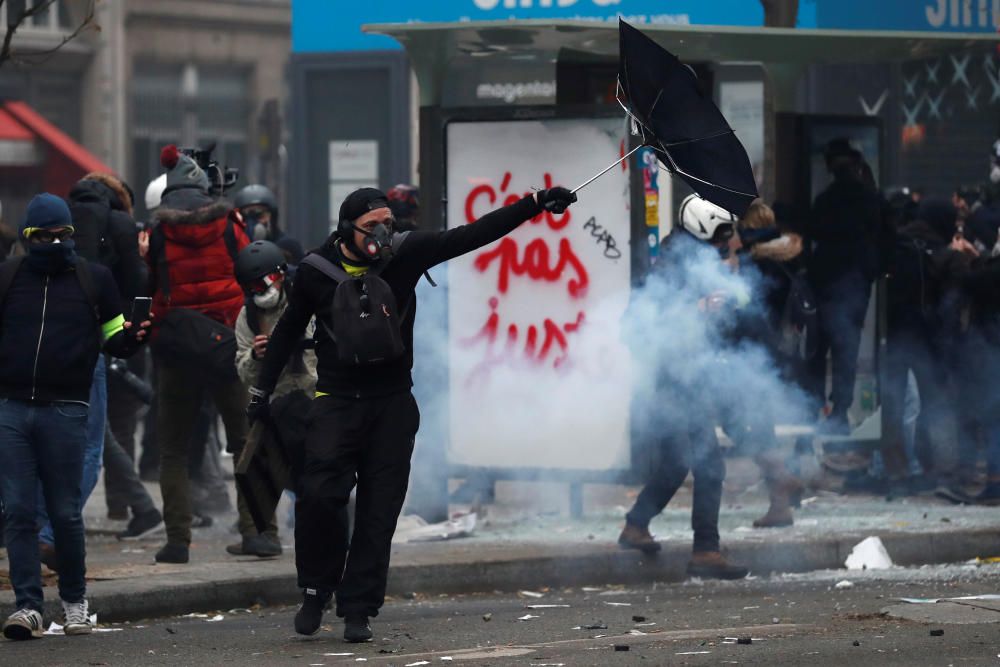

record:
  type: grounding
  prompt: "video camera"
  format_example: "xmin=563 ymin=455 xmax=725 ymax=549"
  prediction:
xmin=179 ymin=143 xmax=239 ymax=196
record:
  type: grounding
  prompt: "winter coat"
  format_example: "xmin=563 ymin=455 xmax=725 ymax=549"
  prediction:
xmin=148 ymin=187 xmax=250 ymax=328
xmin=746 ymin=232 xmax=804 ymax=339
xmin=235 ymin=295 xmax=316 ymax=398
xmin=0 ymin=258 xmax=140 ymax=403
xmin=68 ymin=172 xmax=147 ymax=301
xmin=808 ymin=176 xmax=883 ymax=288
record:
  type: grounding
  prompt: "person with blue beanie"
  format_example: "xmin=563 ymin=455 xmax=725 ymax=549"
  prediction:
xmin=0 ymin=193 xmax=151 ymax=640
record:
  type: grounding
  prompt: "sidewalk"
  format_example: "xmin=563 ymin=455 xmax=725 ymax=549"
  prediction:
xmin=2 ymin=457 xmax=999 ymax=623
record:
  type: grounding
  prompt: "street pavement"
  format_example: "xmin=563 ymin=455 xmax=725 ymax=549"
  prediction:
xmin=1 ymin=562 xmax=999 ymax=665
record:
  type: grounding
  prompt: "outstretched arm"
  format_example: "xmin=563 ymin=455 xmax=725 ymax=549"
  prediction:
xmin=254 ymin=272 xmax=314 ymax=395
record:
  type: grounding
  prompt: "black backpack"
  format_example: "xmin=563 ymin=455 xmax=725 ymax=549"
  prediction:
xmin=777 ymin=265 xmax=819 ymax=362
xmin=69 ymin=203 xmax=119 ymax=269
xmin=300 ymin=234 xmax=413 ymax=366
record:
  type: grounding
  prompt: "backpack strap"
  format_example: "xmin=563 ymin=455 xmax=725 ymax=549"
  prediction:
xmin=300 ymin=252 xmax=352 ymax=283
xmin=149 ymin=223 xmax=170 ymax=304
xmin=0 ymin=255 xmax=26 ymax=312
xmin=245 ymin=298 xmax=262 ymax=335
xmin=223 ymin=217 xmax=240 ymax=264
xmin=73 ymin=258 xmax=101 ymax=322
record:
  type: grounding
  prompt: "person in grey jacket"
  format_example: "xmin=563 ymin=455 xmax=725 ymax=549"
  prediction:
xmin=230 ymin=241 xmax=316 ymax=557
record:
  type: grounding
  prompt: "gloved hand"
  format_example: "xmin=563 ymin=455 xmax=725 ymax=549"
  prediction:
xmin=535 ymin=186 xmax=578 ymax=214
xmin=246 ymin=386 xmax=271 ymax=425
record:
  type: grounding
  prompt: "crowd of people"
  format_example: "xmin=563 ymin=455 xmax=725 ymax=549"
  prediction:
xmin=0 ymin=133 xmax=997 ymax=642
xmin=616 ymin=137 xmax=1000 ymax=580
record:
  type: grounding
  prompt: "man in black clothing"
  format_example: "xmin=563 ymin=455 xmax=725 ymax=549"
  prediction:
xmin=250 ymin=185 xmax=576 ymax=641
xmin=806 ymin=140 xmax=883 ymax=433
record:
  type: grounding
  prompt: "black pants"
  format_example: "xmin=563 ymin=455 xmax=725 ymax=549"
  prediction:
xmin=103 ymin=425 xmax=157 ymax=516
xmin=807 ymin=271 xmax=872 ymax=416
xmin=295 ymin=391 xmax=419 ymax=618
xmin=626 ymin=394 xmax=724 ymax=554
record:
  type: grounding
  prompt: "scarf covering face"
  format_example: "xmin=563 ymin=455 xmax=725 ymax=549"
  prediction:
xmin=26 ymin=238 xmax=78 ymax=274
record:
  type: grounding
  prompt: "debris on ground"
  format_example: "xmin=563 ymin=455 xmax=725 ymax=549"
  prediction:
xmin=517 ymin=614 xmax=540 ymax=621
xmin=632 ymin=615 xmax=646 ymax=622
xmin=853 ymin=640 xmax=861 ymax=646
xmin=929 ymin=629 xmax=944 ymax=636
xmin=614 ymin=645 xmax=630 ymax=652
xmin=737 ymin=636 xmax=753 ymax=645
xmin=392 ymin=513 xmax=476 ymax=543
xmin=519 ymin=590 xmax=544 ymax=598
xmin=482 ymin=613 xmax=492 ymax=622
xmin=835 ymin=580 xmax=854 ymax=589
xmin=604 ymin=602 xmax=631 ymax=607
xmin=526 ymin=604 xmax=570 ymax=609
xmin=845 ymin=536 xmax=894 ymax=570
xmin=579 ymin=623 xmax=607 ymax=630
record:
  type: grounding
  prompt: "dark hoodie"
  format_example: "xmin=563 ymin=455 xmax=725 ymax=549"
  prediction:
xmin=149 ymin=186 xmax=250 ymax=328
xmin=68 ymin=172 xmax=147 ymax=301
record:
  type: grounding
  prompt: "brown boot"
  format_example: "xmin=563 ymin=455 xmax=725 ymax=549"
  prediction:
xmin=687 ymin=551 xmax=748 ymax=580
xmin=753 ymin=453 xmax=804 ymax=529
xmin=617 ymin=523 xmax=661 ymax=554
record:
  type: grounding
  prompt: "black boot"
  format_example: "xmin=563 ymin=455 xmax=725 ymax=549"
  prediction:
xmin=344 ymin=615 xmax=373 ymax=643
xmin=294 ymin=588 xmax=330 ymax=636
xmin=154 ymin=542 xmax=189 ymax=564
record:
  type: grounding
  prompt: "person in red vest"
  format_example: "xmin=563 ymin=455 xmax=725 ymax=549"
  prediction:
xmin=146 ymin=145 xmax=250 ymax=565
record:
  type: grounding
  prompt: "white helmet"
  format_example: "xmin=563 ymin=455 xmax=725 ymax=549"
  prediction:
xmin=678 ymin=194 xmax=736 ymax=242
xmin=145 ymin=173 xmax=167 ymax=211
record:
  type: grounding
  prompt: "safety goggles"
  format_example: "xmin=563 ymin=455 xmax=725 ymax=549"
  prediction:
xmin=24 ymin=227 xmax=74 ymax=243
xmin=247 ymin=271 xmax=283 ymax=295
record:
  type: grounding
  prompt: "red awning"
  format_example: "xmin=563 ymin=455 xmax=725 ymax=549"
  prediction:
xmin=0 ymin=107 xmax=35 ymax=141
xmin=3 ymin=101 xmax=113 ymax=175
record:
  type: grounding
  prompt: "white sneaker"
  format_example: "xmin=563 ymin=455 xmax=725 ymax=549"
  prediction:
xmin=3 ymin=608 xmax=44 ymax=640
xmin=62 ymin=599 xmax=93 ymax=635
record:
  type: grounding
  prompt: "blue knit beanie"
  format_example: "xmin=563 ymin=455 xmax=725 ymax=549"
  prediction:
xmin=21 ymin=193 xmax=73 ymax=238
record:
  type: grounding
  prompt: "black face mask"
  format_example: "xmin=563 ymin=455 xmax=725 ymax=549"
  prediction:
xmin=351 ymin=222 xmax=393 ymax=261
xmin=26 ymin=239 xmax=78 ymax=274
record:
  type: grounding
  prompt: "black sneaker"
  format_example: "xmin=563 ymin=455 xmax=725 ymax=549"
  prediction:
xmin=935 ymin=484 xmax=974 ymax=505
xmin=154 ymin=542 xmax=189 ymax=564
xmin=344 ymin=615 xmax=373 ymax=643
xmin=294 ymin=588 xmax=330 ymax=636
xmin=226 ymin=535 xmax=283 ymax=558
xmin=117 ymin=509 xmax=164 ymax=540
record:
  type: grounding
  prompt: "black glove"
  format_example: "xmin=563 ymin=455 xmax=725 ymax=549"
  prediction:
xmin=536 ymin=187 xmax=578 ymax=214
xmin=246 ymin=386 xmax=271 ymax=425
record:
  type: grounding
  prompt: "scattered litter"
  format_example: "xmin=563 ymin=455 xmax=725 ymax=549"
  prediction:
xmin=392 ymin=513 xmax=476 ymax=543
xmin=526 ymin=604 xmax=570 ymax=609
xmin=378 ymin=649 xmax=399 ymax=654
xmin=800 ymin=496 xmax=819 ymax=506
xmin=46 ymin=614 xmax=100 ymax=635
xmin=835 ymin=580 xmax=854 ymax=590
xmin=227 ymin=608 xmax=253 ymax=614
xmin=627 ymin=629 xmax=647 ymax=636
xmin=737 ymin=636 xmax=753 ymax=645
xmin=356 ymin=660 xmax=367 ymax=663
xmin=604 ymin=602 xmax=631 ymax=607
xmin=614 ymin=645 xmax=630 ymax=652
xmin=405 ymin=662 xmax=430 ymax=666
xmin=929 ymin=629 xmax=944 ymax=637
xmin=742 ymin=606 xmax=760 ymax=610
xmin=581 ymin=587 xmax=603 ymax=592
xmin=482 ymin=613 xmax=492 ymax=622
xmin=310 ymin=664 xmax=325 ymax=666
xmin=634 ymin=622 xmax=657 ymax=627
xmin=853 ymin=640 xmax=861 ymax=646
xmin=205 ymin=614 xmax=224 ymax=622
xmin=771 ymin=617 xmax=780 ymax=624
xmin=580 ymin=623 xmax=607 ymax=630
xmin=165 ymin=627 xmax=176 ymax=635
xmin=677 ymin=652 xmax=711 ymax=656
xmin=519 ymin=590 xmax=544 ymax=598
xmin=120 ymin=548 xmax=145 ymax=553
xmin=845 ymin=536 xmax=893 ymax=570
xmin=517 ymin=614 xmax=540 ymax=621
xmin=900 ymin=594 xmax=1000 ymax=604
xmin=631 ymin=615 xmax=646 ymax=622
xmin=440 ymin=658 xmax=453 ymax=662
xmin=975 ymin=556 xmax=1000 ymax=564
xmin=181 ymin=613 xmax=209 ymax=618
xmin=323 ymin=654 xmax=354 ymax=657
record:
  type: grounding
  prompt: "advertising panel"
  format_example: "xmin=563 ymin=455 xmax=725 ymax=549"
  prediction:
xmin=444 ymin=117 xmax=633 ymax=471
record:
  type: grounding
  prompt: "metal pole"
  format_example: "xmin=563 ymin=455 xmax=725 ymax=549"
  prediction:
xmin=571 ymin=144 xmax=643 ymax=194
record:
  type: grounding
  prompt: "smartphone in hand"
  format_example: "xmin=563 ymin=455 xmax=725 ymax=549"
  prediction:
xmin=130 ymin=296 xmax=153 ymax=325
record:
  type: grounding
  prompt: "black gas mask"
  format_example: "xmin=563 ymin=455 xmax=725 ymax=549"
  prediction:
xmin=352 ymin=222 xmax=394 ymax=261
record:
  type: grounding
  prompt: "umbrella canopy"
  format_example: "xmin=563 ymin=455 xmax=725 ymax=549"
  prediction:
xmin=618 ymin=20 xmax=758 ymax=218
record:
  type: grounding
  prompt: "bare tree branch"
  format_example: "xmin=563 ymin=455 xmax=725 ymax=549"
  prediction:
xmin=0 ymin=0 xmax=98 ymax=69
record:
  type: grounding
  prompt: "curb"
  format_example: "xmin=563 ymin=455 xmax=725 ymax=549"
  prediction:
xmin=17 ymin=527 xmax=1000 ymax=624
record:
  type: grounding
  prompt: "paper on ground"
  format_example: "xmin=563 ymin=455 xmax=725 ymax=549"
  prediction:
xmin=392 ymin=513 xmax=476 ymax=544
xmin=845 ymin=536 xmax=893 ymax=570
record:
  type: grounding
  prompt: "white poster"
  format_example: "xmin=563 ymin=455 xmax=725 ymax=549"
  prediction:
xmin=719 ymin=81 xmax=764 ymax=189
xmin=444 ymin=118 xmax=633 ymax=471
xmin=328 ymin=140 xmax=378 ymax=182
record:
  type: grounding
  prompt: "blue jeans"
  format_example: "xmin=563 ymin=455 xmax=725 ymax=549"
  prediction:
xmin=38 ymin=357 xmax=105 ymax=546
xmin=0 ymin=398 xmax=89 ymax=611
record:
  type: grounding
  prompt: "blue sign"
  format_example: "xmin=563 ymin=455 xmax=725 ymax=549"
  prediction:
xmin=817 ymin=0 xmax=1000 ymax=33
xmin=292 ymin=0 xmax=769 ymax=52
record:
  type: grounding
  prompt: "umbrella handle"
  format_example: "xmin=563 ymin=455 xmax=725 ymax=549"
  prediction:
xmin=571 ymin=144 xmax=644 ymax=194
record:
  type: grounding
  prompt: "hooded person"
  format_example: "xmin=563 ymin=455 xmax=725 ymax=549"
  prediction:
xmin=248 ymin=183 xmax=577 ymax=642
xmin=228 ymin=240 xmax=317 ymax=558
xmin=0 ymin=194 xmax=150 ymax=639
xmin=146 ymin=145 xmax=251 ymax=565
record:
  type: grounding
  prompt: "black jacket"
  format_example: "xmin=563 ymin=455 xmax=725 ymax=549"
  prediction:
xmin=808 ymin=176 xmax=883 ymax=287
xmin=68 ymin=174 xmax=147 ymax=301
xmin=0 ymin=258 xmax=140 ymax=403
xmin=258 ymin=195 xmax=543 ymax=399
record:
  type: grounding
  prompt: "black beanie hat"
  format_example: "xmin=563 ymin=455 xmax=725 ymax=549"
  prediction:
xmin=917 ymin=198 xmax=958 ymax=242
xmin=339 ymin=187 xmax=389 ymax=223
